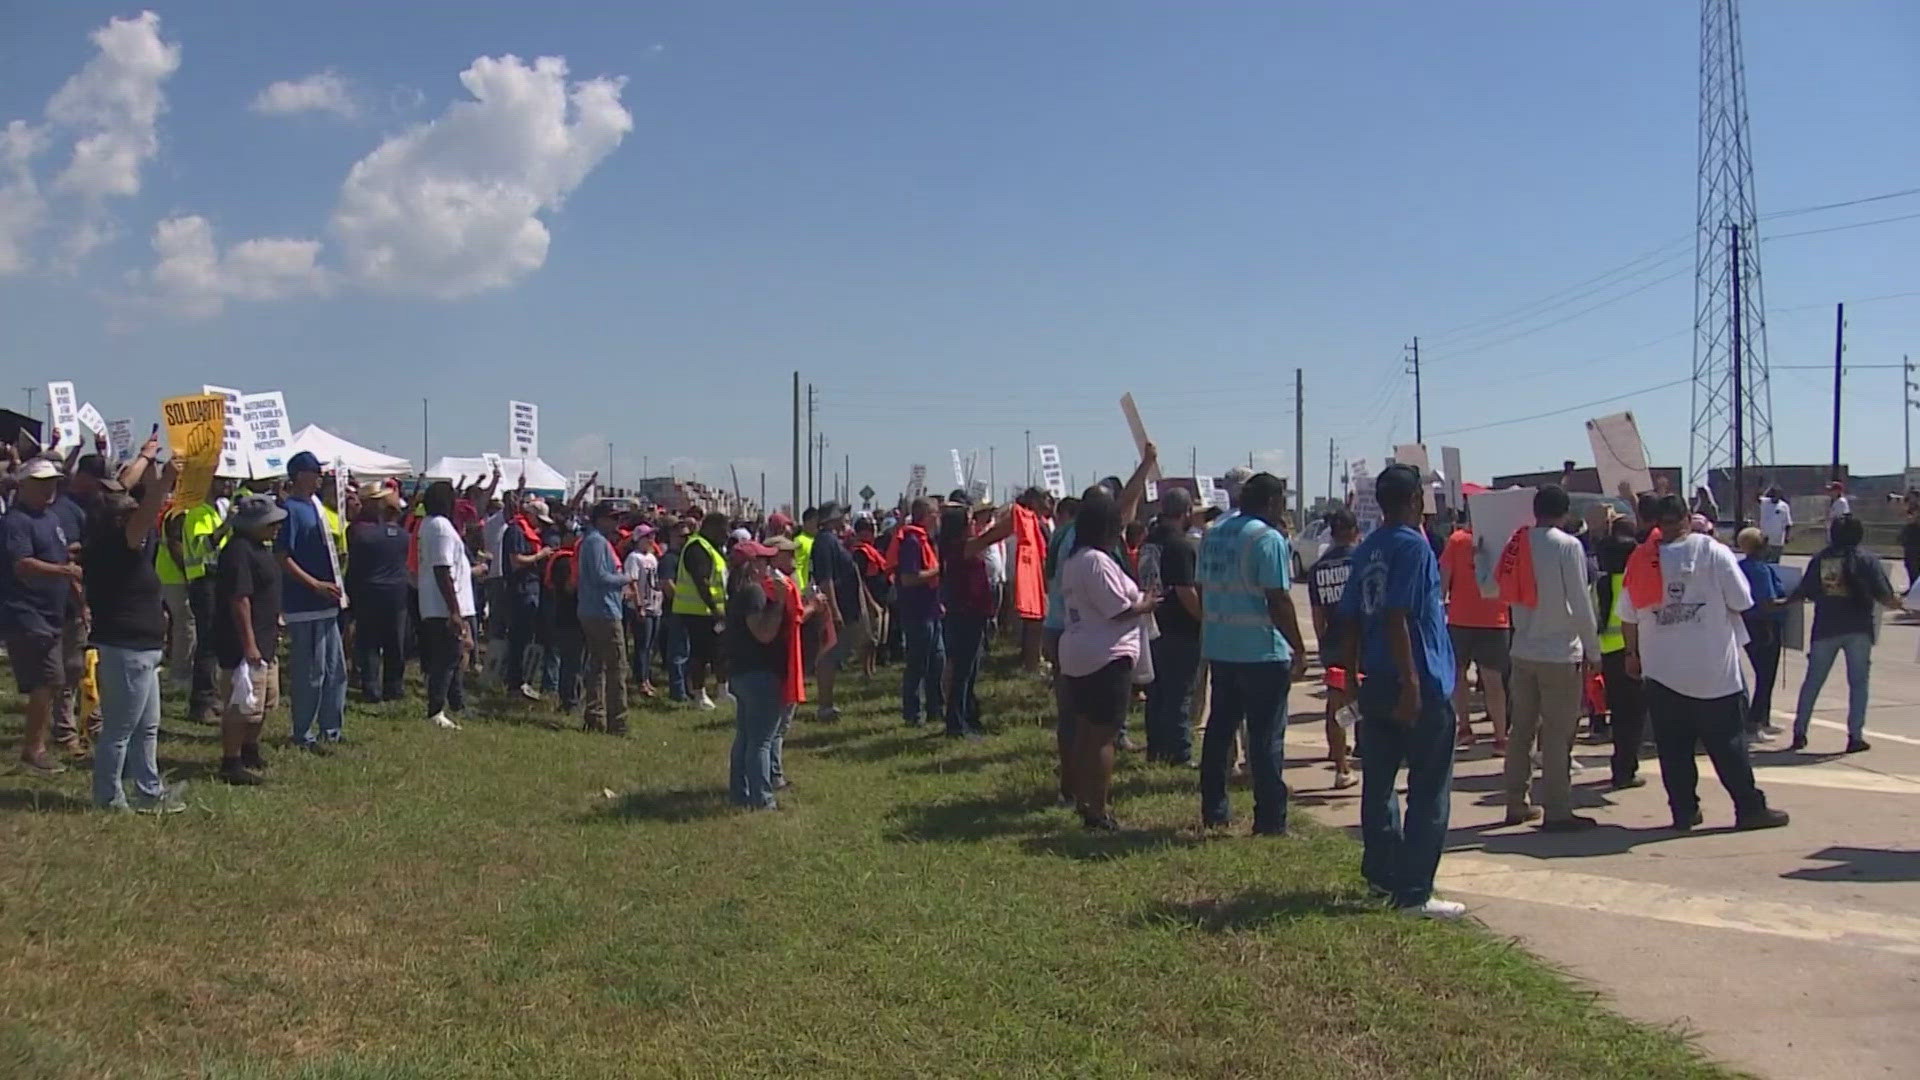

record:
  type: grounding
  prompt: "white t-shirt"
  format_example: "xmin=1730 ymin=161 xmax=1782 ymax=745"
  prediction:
xmin=1618 ymin=533 xmax=1753 ymax=699
xmin=624 ymin=549 xmax=661 ymax=615
xmin=482 ymin=510 xmax=508 ymax=580
xmin=418 ymin=515 xmax=476 ymax=619
xmin=1757 ymin=498 xmax=1792 ymax=546
xmin=1829 ymin=495 xmax=1851 ymax=522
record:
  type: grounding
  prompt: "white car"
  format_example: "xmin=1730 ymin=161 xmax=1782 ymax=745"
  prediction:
xmin=1291 ymin=518 xmax=1332 ymax=581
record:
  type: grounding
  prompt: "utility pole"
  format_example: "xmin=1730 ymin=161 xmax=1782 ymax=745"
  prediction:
xmin=1024 ymin=429 xmax=1032 ymax=486
xmin=1190 ymin=446 xmax=1198 ymax=477
xmin=1405 ymin=337 xmax=1423 ymax=443
xmin=843 ymin=453 xmax=849 ymax=504
xmin=1905 ymin=355 xmax=1916 ymax=483
xmin=760 ymin=473 xmax=766 ymax=518
xmin=989 ymin=445 xmax=995 ymax=498
xmin=21 ymin=387 xmax=36 ymax=421
xmin=806 ymin=383 xmax=817 ymax=508
xmin=1294 ymin=368 xmax=1305 ymax=519
xmin=1830 ymin=302 xmax=1845 ymax=482
xmin=421 ymin=398 xmax=429 ymax=472
xmin=816 ymin=432 xmax=829 ymax=508
xmin=1730 ymin=224 xmax=1745 ymax=519
xmin=1327 ymin=437 xmax=1335 ymax=508
xmin=791 ymin=372 xmax=801 ymax=515
xmin=607 ymin=442 xmax=614 ymax=488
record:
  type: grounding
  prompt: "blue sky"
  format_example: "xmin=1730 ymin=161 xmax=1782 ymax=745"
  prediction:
xmin=2 ymin=1 xmax=1916 ymax=508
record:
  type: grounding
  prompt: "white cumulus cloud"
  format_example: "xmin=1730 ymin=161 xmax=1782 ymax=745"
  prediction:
xmin=251 ymin=71 xmax=355 ymax=118
xmin=145 ymin=214 xmax=329 ymax=318
xmin=330 ymin=54 xmax=631 ymax=298
xmin=0 ymin=121 xmax=48 ymax=275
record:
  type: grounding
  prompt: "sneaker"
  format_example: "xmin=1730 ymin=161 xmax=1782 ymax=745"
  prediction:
xmin=1399 ymin=898 xmax=1468 ymax=920
xmin=291 ymin=741 xmax=332 ymax=757
xmin=1081 ymin=814 xmax=1121 ymax=832
xmin=1115 ymin=733 xmax=1137 ymax=753
xmin=131 ymin=782 xmax=190 ymax=815
xmin=816 ymin=706 xmax=841 ymax=723
xmin=1734 ymin=808 xmax=1790 ymax=830
xmin=1671 ymin=809 xmax=1705 ymax=831
xmin=219 ymin=760 xmax=265 ymax=786
xmin=1788 ymin=735 xmax=1808 ymax=751
xmin=1608 ymin=776 xmax=1647 ymax=792
xmin=428 ymin=713 xmax=461 ymax=731
xmin=16 ymin=752 xmax=66 ymax=778
xmin=1502 ymin=805 xmax=1543 ymax=827
xmin=1759 ymin=722 xmax=1784 ymax=737
xmin=1542 ymin=814 xmax=1599 ymax=833
xmin=697 ymin=691 xmax=717 ymax=711
xmin=1844 ymin=739 xmax=1871 ymax=754
xmin=519 ymin=683 xmax=542 ymax=701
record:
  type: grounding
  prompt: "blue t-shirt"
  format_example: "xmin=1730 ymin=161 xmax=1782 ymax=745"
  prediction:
xmin=895 ymin=531 xmax=943 ymax=623
xmin=275 ymin=496 xmax=340 ymax=620
xmin=1338 ymin=524 xmax=1454 ymax=709
xmin=1042 ymin=522 xmax=1076 ymax=632
xmin=1738 ymin=556 xmax=1787 ymax=626
xmin=1197 ymin=513 xmax=1293 ymax=663
xmin=0 ymin=504 xmax=72 ymax=635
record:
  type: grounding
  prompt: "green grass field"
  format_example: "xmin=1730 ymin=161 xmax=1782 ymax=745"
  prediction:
xmin=0 ymin=654 xmax=1731 ymax=1079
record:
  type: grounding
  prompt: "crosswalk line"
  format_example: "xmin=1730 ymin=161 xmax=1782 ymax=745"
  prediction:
xmin=1436 ymin=855 xmax=1920 ymax=957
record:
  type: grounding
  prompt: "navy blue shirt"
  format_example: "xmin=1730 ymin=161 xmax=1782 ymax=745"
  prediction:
xmin=811 ymin=530 xmax=864 ymax=623
xmin=275 ymin=496 xmax=339 ymax=619
xmin=1338 ymin=524 xmax=1454 ymax=712
xmin=1 ymin=503 xmax=72 ymax=635
xmin=1793 ymin=546 xmax=1894 ymax=640
xmin=346 ymin=520 xmax=411 ymax=594
xmin=895 ymin=530 xmax=942 ymax=622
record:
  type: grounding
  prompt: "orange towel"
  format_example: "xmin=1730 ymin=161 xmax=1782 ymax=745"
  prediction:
xmin=1624 ymin=527 xmax=1665 ymax=610
xmin=1495 ymin=527 xmax=1538 ymax=608
xmin=1012 ymin=504 xmax=1048 ymax=620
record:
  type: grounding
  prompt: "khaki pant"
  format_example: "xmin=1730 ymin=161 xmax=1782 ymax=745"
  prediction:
xmin=581 ymin=617 xmax=628 ymax=734
xmin=1504 ymin=657 xmax=1583 ymax=820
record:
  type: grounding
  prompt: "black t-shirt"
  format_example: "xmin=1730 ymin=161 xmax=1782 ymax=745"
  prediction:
xmin=50 ymin=493 xmax=90 ymax=554
xmin=1308 ymin=543 xmax=1354 ymax=656
xmin=213 ymin=534 xmax=282 ymax=668
xmin=724 ymin=581 xmax=781 ymax=673
xmin=1143 ymin=521 xmax=1199 ymax=639
xmin=346 ymin=520 xmax=411 ymax=594
xmin=84 ymin=518 xmax=165 ymax=650
xmin=1 ymin=503 xmax=72 ymax=635
xmin=1899 ymin=522 xmax=1920 ymax=565
xmin=811 ymin=531 xmax=864 ymax=623
xmin=1795 ymin=546 xmax=1894 ymax=640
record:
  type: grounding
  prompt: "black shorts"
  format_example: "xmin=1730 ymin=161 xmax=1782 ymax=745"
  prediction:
xmin=684 ymin=617 xmax=720 ymax=663
xmin=1448 ymin=625 xmax=1510 ymax=673
xmin=1064 ymin=657 xmax=1135 ymax=727
xmin=5 ymin=630 xmax=64 ymax=695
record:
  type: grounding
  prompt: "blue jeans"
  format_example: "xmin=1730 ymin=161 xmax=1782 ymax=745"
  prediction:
xmin=1199 ymin=659 xmax=1292 ymax=832
xmin=1793 ymin=631 xmax=1873 ymax=742
xmin=92 ymin=646 xmax=165 ymax=809
xmin=551 ymin=628 xmax=585 ymax=710
xmin=942 ymin=613 xmax=987 ymax=734
xmin=662 ymin=613 xmax=690 ymax=701
xmin=728 ymin=669 xmax=783 ymax=808
xmin=627 ymin=611 xmax=658 ymax=686
xmin=1358 ymin=693 xmax=1457 ymax=908
xmin=900 ymin=616 xmax=945 ymax=724
xmin=771 ymin=703 xmax=795 ymax=786
xmin=288 ymin=618 xmax=347 ymax=745
xmin=1145 ymin=633 xmax=1201 ymax=762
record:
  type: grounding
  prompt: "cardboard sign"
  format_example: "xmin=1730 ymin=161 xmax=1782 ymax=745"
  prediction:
xmin=106 ymin=418 xmax=135 ymax=463
xmin=1394 ymin=443 xmax=1436 ymax=514
xmin=1036 ymin=444 xmax=1066 ymax=498
xmin=1350 ymin=459 xmax=1380 ymax=535
xmin=46 ymin=381 xmax=80 ymax=449
xmin=1587 ymin=411 xmax=1654 ymax=500
xmin=1119 ymin=393 xmax=1163 ymax=481
xmin=1441 ymin=446 xmax=1463 ymax=515
xmin=1466 ymin=487 xmax=1536 ymax=599
xmin=202 ymin=385 xmax=248 ymax=478
xmin=241 ymin=391 xmax=293 ymax=477
xmin=508 ymin=401 xmax=539 ymax=459
xmin=162 ymin=394 xmax=227 ymax=510
xmin=75 ymin=401 xmax=108 ymax=443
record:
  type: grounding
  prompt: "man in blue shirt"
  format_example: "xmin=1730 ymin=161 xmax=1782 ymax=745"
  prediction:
xmin=1197 ymin=472 xmax=1306 ymax=835
xmin=893 ymin=497 xmax=945 ymax=725
xmin=276 ymin=451 xmax=347 ymax=750
xmin=2 ymin=457 xmax=82 ymax=776
xmin=577 ymin=499 xmax=633 ymax=735
xmin=1338 ymin=464 xmax=1463 ymax=919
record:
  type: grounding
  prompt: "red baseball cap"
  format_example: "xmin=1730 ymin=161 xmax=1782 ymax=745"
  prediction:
xmin=768 ymin=512 xmax=793 ymax=531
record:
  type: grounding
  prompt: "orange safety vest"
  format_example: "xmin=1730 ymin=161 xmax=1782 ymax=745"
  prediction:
xmin=762 ymin=573 xmax=807 ymax=706
xmin=1012 ymin=503 xmax=1047 ymax=620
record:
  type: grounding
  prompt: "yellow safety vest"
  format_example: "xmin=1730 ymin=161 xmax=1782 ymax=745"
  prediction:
xmin=1597 ymin=571 xmax=1626 ymax=654
xmin=182 ymin=503 xmax=223 ymax=582
xmin=323 ymin=503 xmax=346 ymax=576
xmin=794 ymin=532 xmax=814 ymax=591
xmin=672 ymin=535 xmax=727 ymax=615
xmin=156 ymin=508 xmax=188 ymax=586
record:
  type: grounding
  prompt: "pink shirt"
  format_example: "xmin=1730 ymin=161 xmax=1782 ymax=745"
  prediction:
xmin=1058 ymin=547 xmax=1143 ymax=678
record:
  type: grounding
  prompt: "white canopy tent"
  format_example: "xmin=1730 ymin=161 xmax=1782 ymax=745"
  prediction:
xmin=425 ymin=455 xmax=570 ymax=495
xmin=287 ymin=425 xmax=413 ymax=479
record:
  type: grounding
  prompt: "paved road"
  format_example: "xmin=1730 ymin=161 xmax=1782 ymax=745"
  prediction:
xmin=1280 ymin=564 xmax=1920 ymax=1080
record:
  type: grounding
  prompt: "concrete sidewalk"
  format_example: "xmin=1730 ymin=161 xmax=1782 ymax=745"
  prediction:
xmin=1282 ymin=589 xmax=1920 ymax=1079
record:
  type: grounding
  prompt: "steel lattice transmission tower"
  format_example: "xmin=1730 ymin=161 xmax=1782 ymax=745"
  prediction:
xmin=1688 ymin=0 xmax=1774 ymax=491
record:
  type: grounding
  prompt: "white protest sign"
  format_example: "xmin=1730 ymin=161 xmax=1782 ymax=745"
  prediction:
xmin=573 ymin=469 xmax=597 ymax=502
xmin=1350 ymin=459 xmax=1380 ymax=535
xmin=1587 ymin=411 xmax=1654 ymax=501
xmin=1036 ymin=444 xmax=1066 ymax=498
xmin=75 ymin=401 xmax=108 ymax=443
xmin=1119 ymin=393 xmax=1163 ymax=482
xmin=46 ymin=381 xmax=80 ymax=449
xmin=1441 ymin=446 xmax=1464 ymax=515
xmin=907 ymin=463 xmax=927 ymax=502
xmin=241 ymin=391 xmax=293 ymax=477
xmin=949 ymin=449 xmax=966 ymax=491
xmin=1208 ymin=488 xmax=1231 ymax=512
xmin=202 ymin=385 xmax=249 ymax=477
xmin=1466 ymin=486 xmax=1536 ymax=599
xmin=1394 ymin=443 xmax=1435 ymax=514
xmin=967 ymin=479 xmax=988 ymax=503
xmin=508 ymin=401 xmax=539 ymax=459
xmin=106 ymin=418 xmax=135 ymax=463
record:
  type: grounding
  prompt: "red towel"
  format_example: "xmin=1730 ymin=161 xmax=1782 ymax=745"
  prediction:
xmin=763 ymin=574 xmax=807 ymax=706
xmin=1624 ymin=528 xmax=1665 ymax=610
xmin=1012 ymin=504 xmax=1048 ymax=620
xmin=1495 ymin=527 xmax=1537 ymax=608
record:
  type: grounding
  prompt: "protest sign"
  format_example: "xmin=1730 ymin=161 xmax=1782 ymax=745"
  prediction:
xmin=106 ymin=418 xmax=134 ymax=463
xmin=1394 ymin=443 xmax=1435 ymax=514
xmin=1119 ymin=394 xmax=1163 ymax=482
xmin=241 ymin=391 xmax=293 ymax=477
xmin=1036 ymin=444 xmax=1066 ymax=498
xmin=949 ymin=449 xmax=966 ymax=491
xmin=202 ymin=385 xmax=248 ymax=478
xmin=1586 ymin=411 xmax=1654 ymax=500
xmin=162 ymin=394 xmax=227 ymax=509
xmin=1441 ymin=446 xmax=1463 ymax=515
xmin=76 ymin=401 xmax=108 ymax=443
xmin=46 ymin=381 xmax=80 ymax=449
xmin=573 ymin=470 xmax=597 ymax=502
xmin=1466 ymin=486 xmax=1536 ymax=599
xmin=907 ymin=463 xmax=927 ymax=502
xmin=1208 ymin=489 xmax=1231 ymax=512
xmin=1349 ymin=459 xmax=1380 ymax=535
xmin=509 ymin=401 xmax=539 ymax=459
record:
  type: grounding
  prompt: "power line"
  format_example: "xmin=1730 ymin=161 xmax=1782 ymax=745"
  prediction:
xmin=1763 ymin=209 xmax=1920 ymax=242
xmin=1424 ymin=265 xmax=1692 ymax=365
xmin=1426 ymin=377 xmax=1691 ymax=439
xmin=1760 ymin=184 xmax=1920 ymax=221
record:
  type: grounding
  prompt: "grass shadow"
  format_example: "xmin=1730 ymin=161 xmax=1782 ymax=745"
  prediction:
xmin=898 ymin=746 xmax=1032 ymax=776
xmin=817 ymin=729 xmax=947 ymax=764
xmin=0 ymin=785 xmax=93 ymax=813
xmin=593 ymin=785 xmax=735 ymax=824
xmin=1019 ymin=825 xmax=1203 ymax=862
xmin=1132 ymin=889 xmax=1377 ymax=931
xmin=884 ymin=788 xmax=1053 ymax=844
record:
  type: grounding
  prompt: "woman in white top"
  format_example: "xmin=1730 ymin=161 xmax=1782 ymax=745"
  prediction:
xmin=1057 ymin=491 xmax=1157 ymax=831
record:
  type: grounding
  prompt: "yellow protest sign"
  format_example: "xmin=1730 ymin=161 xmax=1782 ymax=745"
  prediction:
xmin=161 ymin=393 xmax=227 ymax=509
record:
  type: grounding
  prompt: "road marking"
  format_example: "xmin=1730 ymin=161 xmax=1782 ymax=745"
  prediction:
xmin=1771 ymin=710 xmax=1920 ymax=748
xmin=1436 ymin=856 xmax=1920 ymax=957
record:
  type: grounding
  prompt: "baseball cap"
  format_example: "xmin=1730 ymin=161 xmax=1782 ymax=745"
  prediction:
xmin=767 ymin=512 xmax=793 ymax=531
xmin=730 ymin=527 xmax=752 ymax=543
xmin=287 ymin=451 xmax=323 ymax=476
xmin=817 ymin=501 xmax=847 ymax=523
xmin=731 ymin=538 xmax=776 ymax=560
xmin=19 ymin=457 xmax=63 ymax=481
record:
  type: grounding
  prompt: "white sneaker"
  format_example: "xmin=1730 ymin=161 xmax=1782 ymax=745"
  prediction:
xmin=519 ymin=683 xmax=541 ymax=701
xmin=698 ymin=691 xmax=717 ymax=711
xmin=1399 ymin=898 xmax=1468 ymax=920
xmin=429 ymin=713 xmax=461 ymax=730
xmin=1759 ymin=723 xmax=1783 ymax=738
